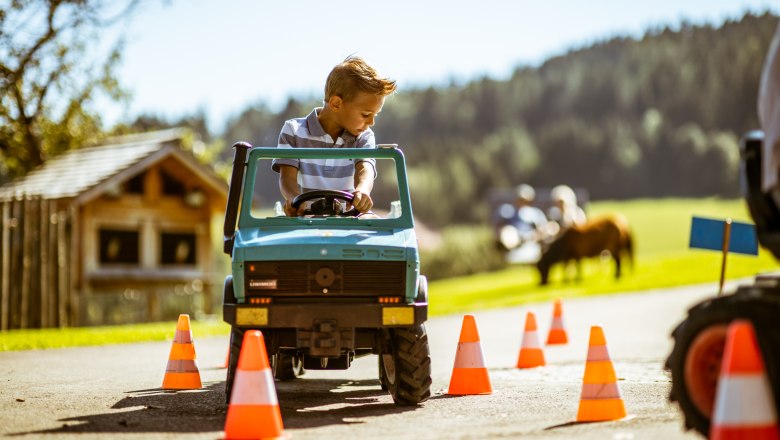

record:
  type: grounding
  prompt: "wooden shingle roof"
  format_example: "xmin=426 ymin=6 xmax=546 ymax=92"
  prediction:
xmin=0 ymin=129 xmax=227 ymax=202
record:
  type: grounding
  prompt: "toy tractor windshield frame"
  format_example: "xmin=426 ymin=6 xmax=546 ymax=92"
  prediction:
xmin=223 ymin=145 xmax=416 ymax=254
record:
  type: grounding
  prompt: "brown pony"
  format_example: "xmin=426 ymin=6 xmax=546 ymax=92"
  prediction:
xmin=537 ymin=214 xmax=633 ymax=285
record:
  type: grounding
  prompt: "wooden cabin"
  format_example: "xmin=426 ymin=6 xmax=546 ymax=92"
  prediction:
xmin=0 ymin=130 xmax=228 ymax=328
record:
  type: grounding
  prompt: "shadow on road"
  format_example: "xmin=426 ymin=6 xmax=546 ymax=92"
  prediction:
xmin=8 ymin=382 xmax=227 ymax=436
xmin=9 ymin=377 xmax=415 ymax=436
xmin=277 ymin=377 xmax=416 ymax=429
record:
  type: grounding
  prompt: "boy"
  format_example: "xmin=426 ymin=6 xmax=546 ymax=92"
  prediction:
xmin=272 ymin=56 xmax=397 ymax=216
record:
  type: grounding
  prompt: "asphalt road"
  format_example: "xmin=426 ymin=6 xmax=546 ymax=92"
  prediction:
xmin=0 ymin=279 xmax=750 ymax=440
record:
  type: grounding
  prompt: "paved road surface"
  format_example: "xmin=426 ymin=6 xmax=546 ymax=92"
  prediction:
xmin=1 ymin=279 xmax=751 ymax=439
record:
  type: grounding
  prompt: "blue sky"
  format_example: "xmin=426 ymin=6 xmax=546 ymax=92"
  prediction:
xmin=107 ymin=0 xmax=779 ymax=130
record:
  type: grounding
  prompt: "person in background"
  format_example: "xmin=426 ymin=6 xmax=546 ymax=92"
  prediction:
xmin=547 ymin=184 xmax=586 ymax=232
xmin=513 ymin=184 xmax=549 ymax=241
xmin=496 ymin=184 xmax=549 ymax=250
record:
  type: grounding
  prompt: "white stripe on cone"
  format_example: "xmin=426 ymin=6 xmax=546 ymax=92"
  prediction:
xmin=586 ymin=345 xmax=610 ymax=362
xmin=580 ymin=382 xmax=622 ymax=399
xmin=550 ymin=316 xmax=564 ymax=329
xmin=522 ymin=331 xmax=541 ymax=349
xmin=166 ymin=359 xmax=199 ymax=373
xmin=174 ymin=330 xmax=193 ymax=344
xmin=230 ymin=369 xmax=279 ymax=406
xmin=713 ymin=374 xmax=778 ymax=425
xmin=453 ymin=341 xmax=486 ymax=369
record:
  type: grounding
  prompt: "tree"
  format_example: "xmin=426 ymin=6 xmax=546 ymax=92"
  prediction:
xmin=220 ymin=12 xmax=778 ymax=225
xmin=0 ymin=0 xmax=139 ymax=182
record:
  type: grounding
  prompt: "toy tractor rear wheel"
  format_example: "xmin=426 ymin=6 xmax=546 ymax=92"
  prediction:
xmin=378 ymin=355 xmax=389 ymax=391
xmin=379 ymin=324 xmax=432 ymax=405
xmin=274 ymin=353 xmax=305 ymax=381
xmin=666 ymin=288 xmax=780 ymax=437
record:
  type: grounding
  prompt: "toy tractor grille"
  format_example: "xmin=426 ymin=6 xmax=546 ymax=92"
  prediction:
xmin=245 ymin=260 xmax=406 ymax=297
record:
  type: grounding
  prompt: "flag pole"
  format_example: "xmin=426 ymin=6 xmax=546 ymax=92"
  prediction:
xmin=718 ymin=218 xmax=732 ymax=296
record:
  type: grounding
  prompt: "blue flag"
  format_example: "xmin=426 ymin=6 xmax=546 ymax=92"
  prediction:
xmin=689 ymin=216 xmax=759 ymax=256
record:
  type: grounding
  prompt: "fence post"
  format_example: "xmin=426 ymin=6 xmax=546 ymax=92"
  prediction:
xmin=10 ymin=197 xmax=21 ymax=329
xmin=49 ymin=200 xmax=57 ymax=327
xmin=20 ymin=197 xmax=30 ymax=329
xmin=39 ymin=197 xmax=48 ymax=328
xmin=1 ymin=201 xmax=9 ymax=331
xmin=28 ymin=196 xmax=41 ymax=328
xmin=68 ymin=204 xmax=78 ymax=326
xmin=57 ymin=209 xmax=67 ymax=327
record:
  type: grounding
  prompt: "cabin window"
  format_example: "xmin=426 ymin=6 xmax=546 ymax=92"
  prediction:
xmin=160 ymin=232 xmax=197 ymax=265
xmin=161 ymin=170 xmax=186 ymax=196
xmin=99 ymin=229 xmax=140 ymax=265
xmin=125 ymin=172 xmax=145 ymax=194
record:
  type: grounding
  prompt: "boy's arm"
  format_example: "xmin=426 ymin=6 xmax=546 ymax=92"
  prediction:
xmin=352 ymin=161 xmax=375 ymax=213
xmin=279 ymin=164 xmax=304 ymax=216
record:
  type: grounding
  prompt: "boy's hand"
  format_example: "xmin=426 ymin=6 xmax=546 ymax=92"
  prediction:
xmin=351 ymin=191 xmax=373 ymax=213
xmin=284 ymin=199 xmax=305 ymax=217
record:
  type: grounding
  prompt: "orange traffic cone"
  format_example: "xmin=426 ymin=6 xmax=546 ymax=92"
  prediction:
xmin=224 ymin=330 xmax=286 ymax=440
xmin=447 ymin=315 xmax=492 ymax=395
xmin=546 ymin=298 xmax=568 ymax=345
xmin=162 ymin=314 xmax=202 ymax=389
xmin=710 ymin=320 xmax=779 ymax=440
xmin=222 ymin=347 xmax=230 ymax=369
xmin=576 ymin=325 xmax=626 ymax=422
xmin=517 ymin=311 xmax=546 ymax=368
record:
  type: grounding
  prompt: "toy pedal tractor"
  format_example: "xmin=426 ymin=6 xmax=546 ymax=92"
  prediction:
xmin=221 ymin=142 xmax=432 ymax=406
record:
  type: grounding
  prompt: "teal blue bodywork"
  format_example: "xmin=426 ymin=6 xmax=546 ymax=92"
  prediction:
xmin=231 ymin=147 xmax=420 ymax=303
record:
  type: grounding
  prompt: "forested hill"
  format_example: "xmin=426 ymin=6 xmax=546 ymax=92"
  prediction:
xmin=223 ymin=12 xmax=779 ymax=227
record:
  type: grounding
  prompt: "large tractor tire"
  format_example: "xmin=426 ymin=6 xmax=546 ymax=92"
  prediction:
xmin=666 ymin=286 xmax=780 ymax=437
xmin=379 ymin=324 xmax=432 ymax=406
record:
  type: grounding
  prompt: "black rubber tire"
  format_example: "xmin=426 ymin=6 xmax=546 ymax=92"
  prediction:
xmin=378 ymin=355 xmax=389 ymax=391
xmin=274 ymin=353 xmax=305 ymax=381
xmin=380 ymin=324 xmax=432 ymax=405
xmin=666 ymin=288 xmax=780 ymax=437
xmin=225 ymin=326 xmax=244 ymax=404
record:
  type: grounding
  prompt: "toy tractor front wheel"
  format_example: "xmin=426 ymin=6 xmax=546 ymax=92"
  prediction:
xmin=379 ymin=324 xmax=432 ymax=405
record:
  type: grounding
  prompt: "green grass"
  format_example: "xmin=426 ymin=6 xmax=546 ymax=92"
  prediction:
xmin=1 ymin=198 xmax=775 ymax=351
xmin=0 ymin=319 xmax=230 ymax=351
xmin=586 ymin=197 xmax=756 ymax=257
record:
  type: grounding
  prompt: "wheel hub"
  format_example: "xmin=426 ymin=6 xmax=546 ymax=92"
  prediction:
xmin=382 ymin=354 xmax=396 ymax=385
xmin=684 ymin=325 xmax=727 ymax=418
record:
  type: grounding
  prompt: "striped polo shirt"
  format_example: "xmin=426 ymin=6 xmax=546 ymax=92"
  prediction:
xmin=272 ymin=108 xmax=377 ymax=192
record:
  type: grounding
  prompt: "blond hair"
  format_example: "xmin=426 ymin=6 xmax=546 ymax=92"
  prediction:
xmin=324 ymin=56 xmax=396 ymax=102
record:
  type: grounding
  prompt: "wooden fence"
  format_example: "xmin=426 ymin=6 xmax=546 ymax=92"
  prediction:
xmin=0 ymin=196 xmax=77 ymax=330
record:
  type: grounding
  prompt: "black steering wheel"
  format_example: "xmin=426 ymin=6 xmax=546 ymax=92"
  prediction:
xmin=291 ymin=190 xmax=360 ymax=217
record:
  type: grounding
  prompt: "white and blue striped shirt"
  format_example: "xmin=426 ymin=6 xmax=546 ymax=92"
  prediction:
xmin=272 ymin=108 xmax=377 ymax=192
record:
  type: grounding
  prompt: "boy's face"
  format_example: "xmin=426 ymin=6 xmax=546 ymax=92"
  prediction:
xmin=333 ymin=91 xmax=385 ymax=137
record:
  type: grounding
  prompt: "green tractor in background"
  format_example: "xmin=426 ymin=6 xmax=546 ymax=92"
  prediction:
xmin=221 ymin=142 xmax=431 ymax=406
